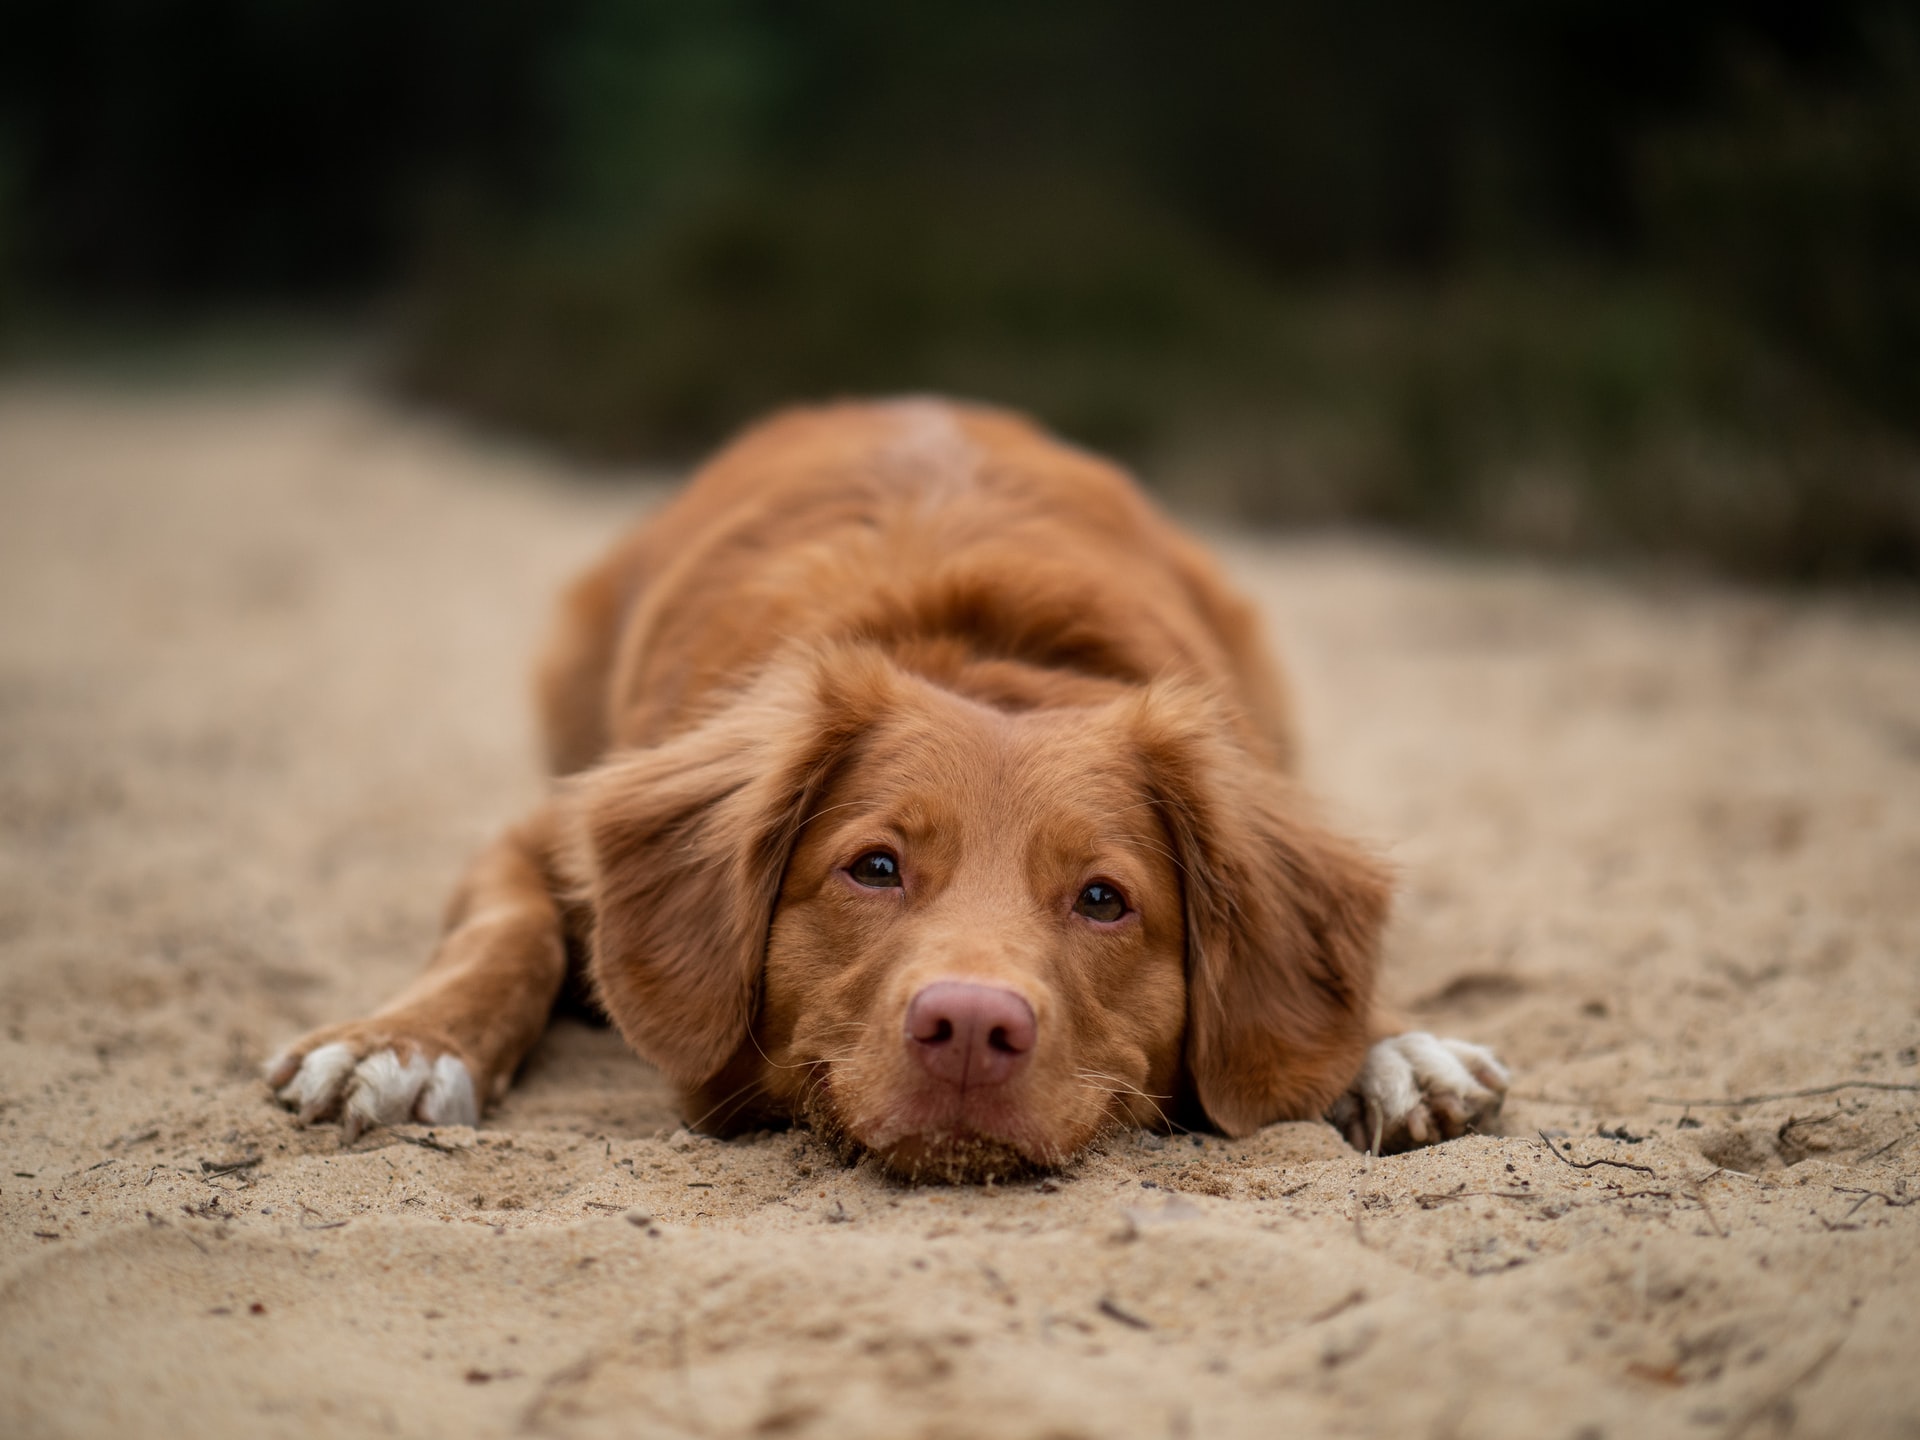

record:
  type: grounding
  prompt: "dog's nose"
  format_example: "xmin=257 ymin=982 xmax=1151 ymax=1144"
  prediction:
xmin=905 ymin=982 xmax=1036 ymax=1088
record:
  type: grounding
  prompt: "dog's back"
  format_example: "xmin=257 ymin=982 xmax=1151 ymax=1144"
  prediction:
xmin=537 ymin=397 xmax=1296 ymax=775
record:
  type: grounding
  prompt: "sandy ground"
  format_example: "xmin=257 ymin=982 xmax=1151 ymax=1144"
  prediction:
xmin=1 ymin=381 xmax=1918 ymax=1440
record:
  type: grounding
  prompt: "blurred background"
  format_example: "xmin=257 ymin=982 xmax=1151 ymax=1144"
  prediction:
xmin=3 ymin=0 xmax=1918 ymax=580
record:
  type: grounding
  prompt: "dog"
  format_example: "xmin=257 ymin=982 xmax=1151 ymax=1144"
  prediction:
xmin=266 ymin=398 xmax=1506 ymax=1179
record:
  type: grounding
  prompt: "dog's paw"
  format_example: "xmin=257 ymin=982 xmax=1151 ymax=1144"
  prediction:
xmin=1327 ymin=1032 xmax=1509 ymax=1154
xmin=265 ymin=1028 xmax=479 ymax=1141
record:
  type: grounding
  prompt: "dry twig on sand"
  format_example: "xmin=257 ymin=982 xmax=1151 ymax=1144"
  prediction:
xmin=1537 ymin=1132 xmax=1657 ymax=1176
xmin=1648 ymin=1081 xmax=1920 ymax=1108
xmin=389 ymin=1130 xmax=463 ymax=1154
xmin=1856 ymin=1128 xmax=1919 ymax=1163
xmin=1832 ymin=1186 xmax=1917 ymax=1220
xmin=1414 ymin=1189 xmax=1539 ymax=1209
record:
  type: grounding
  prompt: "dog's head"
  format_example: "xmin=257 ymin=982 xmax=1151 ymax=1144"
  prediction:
xmin=568 ymin=644 xmax=1386 ymax=1180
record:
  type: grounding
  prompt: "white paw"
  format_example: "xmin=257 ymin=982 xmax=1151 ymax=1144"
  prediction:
xmin=266 ymin=1042 xmax=478 ymax=1140
xmin=1328 ymin=1032 xmax=1509 ymax=1154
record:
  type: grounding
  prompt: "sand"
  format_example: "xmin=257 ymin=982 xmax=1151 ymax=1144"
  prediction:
xmin=1 ymin=380 xmax=1917 ymax=1439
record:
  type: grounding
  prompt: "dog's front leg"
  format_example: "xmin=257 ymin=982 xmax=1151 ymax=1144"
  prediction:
xmin=266 ymin=808 xmax=571 ymax=1138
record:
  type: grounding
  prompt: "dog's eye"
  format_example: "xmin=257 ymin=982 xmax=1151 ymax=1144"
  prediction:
xmin=1074 ymin=881 xmax=1127 ymax=923
xmin=847 ymin=850 xmax=902 ymax=888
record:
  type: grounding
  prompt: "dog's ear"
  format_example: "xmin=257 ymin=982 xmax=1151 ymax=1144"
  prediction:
xmin=564 ymin=647 xmax=895 ymax=1089
xmin=1134 ymin=687 xmax=1389 ymax=1137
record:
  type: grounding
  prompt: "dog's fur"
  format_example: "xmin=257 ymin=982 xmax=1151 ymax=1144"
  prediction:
xmin=268 ymin=399 xmax=1505 ymax=1177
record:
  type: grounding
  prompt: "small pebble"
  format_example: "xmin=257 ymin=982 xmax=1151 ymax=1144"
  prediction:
xmin=624 ymin=1208 xmax=653 ymax=1227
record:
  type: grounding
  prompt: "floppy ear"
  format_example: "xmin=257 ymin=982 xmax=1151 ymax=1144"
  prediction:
xmin=1135 ymin=687 xmax=1390 ymax=1137
xmin=563 ymin=647 xmax=893 ymax=1089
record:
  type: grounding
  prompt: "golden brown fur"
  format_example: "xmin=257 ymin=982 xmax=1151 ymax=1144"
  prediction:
xmin=268 ymin=398 xmax=1404 ymax=1178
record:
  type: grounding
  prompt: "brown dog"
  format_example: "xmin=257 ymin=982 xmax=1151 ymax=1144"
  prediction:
xmin=267 ymin=399 xmax=1506 ymax=1178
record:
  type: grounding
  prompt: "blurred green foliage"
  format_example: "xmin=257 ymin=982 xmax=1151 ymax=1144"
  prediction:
xmin=4 ymin=0 xmax=1918 ymax=577
xmin=1643 ymin=21 xmax=1920 ymax=429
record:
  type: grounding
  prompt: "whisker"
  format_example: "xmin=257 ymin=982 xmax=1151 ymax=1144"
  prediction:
xmin=1075 ymin=1070 xmax=1173 ymax=1101
xmin=1128 ymin=835 xmax=1193 ymax=882
xmin=686 ymin=1074 xmax=770 ymax=1133
xmin=796 ymin=799 xmax=865 ymax=832
xmin=745 ymin=1018 xmax=869 ymax=1071
xmin=1073 ymin=1069 xmax=1189 ymax=1134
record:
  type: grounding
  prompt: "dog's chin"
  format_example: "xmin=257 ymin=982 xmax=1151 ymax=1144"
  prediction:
xmin=801 ymin=1090 xmax=1053 ymax=1183
xmin=868 ymin=1129 xmax=1044 ymax=1184
xmin=795 ymin=1069 xmax=1121 ymax=1183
